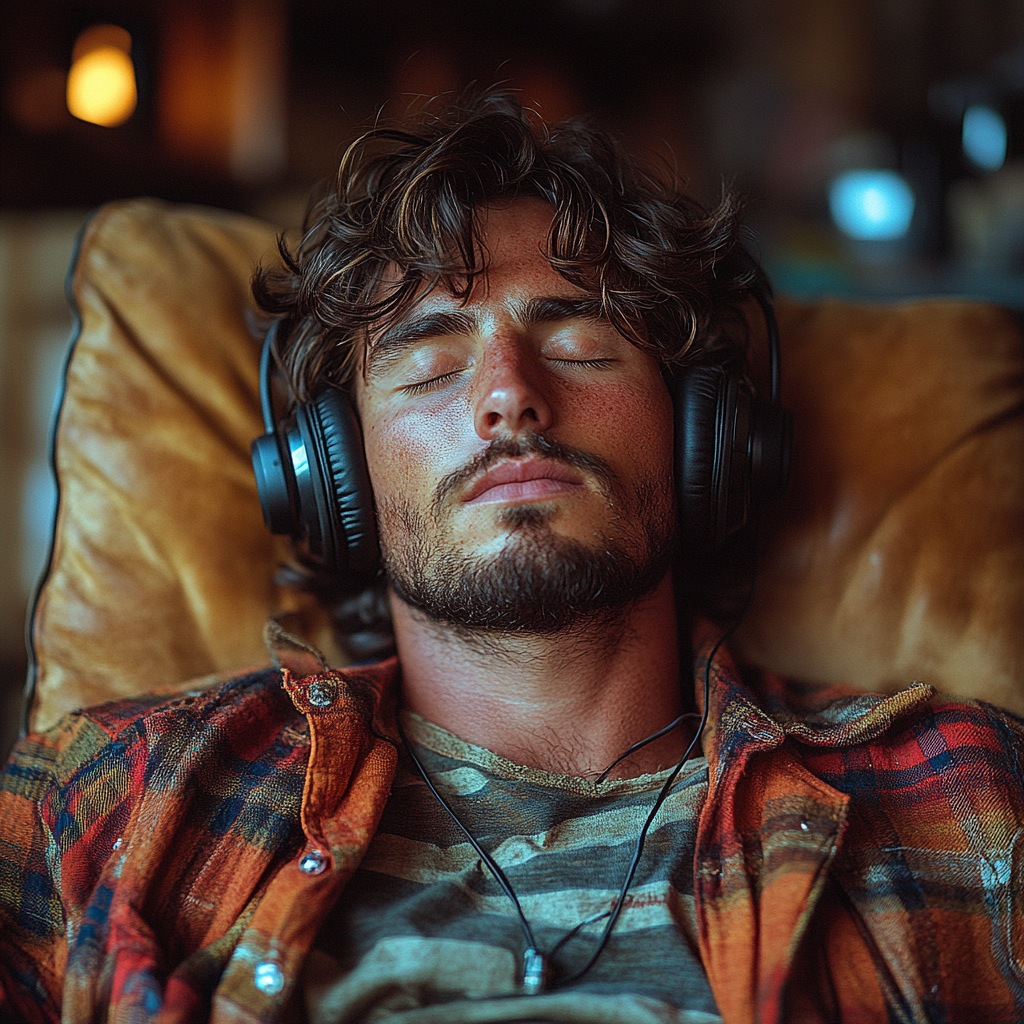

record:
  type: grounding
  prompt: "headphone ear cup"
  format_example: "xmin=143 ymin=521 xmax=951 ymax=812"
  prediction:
xmin=674 ymin=364 xmax=793 ymax=554
xmin=296 ymin=390 xmax=380 ymax=576
xmin=751 ymin=398 xmax=793 ymax=501
xmin=675 ymin=365 xmax=728 ymax=550
xmin=674 ymin=365 xmax=749 ymax=550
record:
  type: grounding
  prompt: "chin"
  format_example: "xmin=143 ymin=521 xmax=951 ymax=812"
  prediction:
xmin=386 ymin=519 xmax=672 ymax=636
xmin=495 ymin=501 xmax=558 ymax=529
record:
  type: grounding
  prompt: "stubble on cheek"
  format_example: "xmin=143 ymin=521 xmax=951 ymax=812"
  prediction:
xmin=376 ymin=492 xmax=432 ymax=576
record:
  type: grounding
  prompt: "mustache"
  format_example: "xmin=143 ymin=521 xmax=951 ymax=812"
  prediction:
xmin=431 ymin=434 xmax=618 ymax=512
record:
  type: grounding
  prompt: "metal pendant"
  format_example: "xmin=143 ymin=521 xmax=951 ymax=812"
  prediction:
xmin=523 ymin=948 xmax=547 ymax=995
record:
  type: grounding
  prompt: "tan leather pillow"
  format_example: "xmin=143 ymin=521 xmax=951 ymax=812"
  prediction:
xmin=27 ymin=200 xmax=1024 ymax=730
xmin=28 ymin=199 xmax=342 ymax=732
xmin=737 ymin=297 xmax=1023 ymax=713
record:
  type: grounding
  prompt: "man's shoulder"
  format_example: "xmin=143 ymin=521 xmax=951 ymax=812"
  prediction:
xmin=871 ymin=692 xmax=1024 ymax=792
xmin=5 ymin=665 xmax=301 ymax=796
xmin=792 ymin=686 xmax=1024 ymax=812
xmin=750 ymin=663 xmax=1024 ymax=762
xmin=891 ymin=690 xmax=1024 ymax=747
xmin=77 ymin=663 xmax=292 ymax=735
xmin=848 ymin=690 xmax=1023 ymax=769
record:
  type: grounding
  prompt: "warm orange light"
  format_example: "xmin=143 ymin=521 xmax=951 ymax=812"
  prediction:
xmin=66 ymin=27 xmax=137 ymax=127
xmin=72 ymin=24 xmax=132 ymax=62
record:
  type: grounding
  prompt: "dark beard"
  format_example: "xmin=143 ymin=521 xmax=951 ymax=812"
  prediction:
xmin=378 ymin=435 xmax=676 ymax=635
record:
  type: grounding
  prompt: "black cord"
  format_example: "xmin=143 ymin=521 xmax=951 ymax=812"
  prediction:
xmin=594 ymin=711 xmax=703 ymax=786
xmin=398 ymin=550 xmax=760 ymax=993
xmin=558 ymin=705 xmax=709 ymax=986
xmin=258 ymin=320 xmax=280 ymax=435
xmin=563 ymin=557 xmax=760 ymax=983
xmin=399 ymin=723 xmax=540 ymax=956
xmin=751 ymin=278 xmax=781 ymax=403
xmin=597 ymin=549 xmax=761 ymax=786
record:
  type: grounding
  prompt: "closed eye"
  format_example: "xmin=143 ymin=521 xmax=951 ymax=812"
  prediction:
xmin=399 ymin=369 xmax=465 ymax=394
xmin=400 ymin=357 xmax=612 ymax=394
xmin=549 ymin=358 xmax=614 ymax=369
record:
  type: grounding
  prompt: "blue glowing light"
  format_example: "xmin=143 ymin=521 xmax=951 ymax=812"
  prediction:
xmin=829 ymin=170 xmax=916 ymax=241
xmin=962 ymin=105 xmax=1007 ymax=171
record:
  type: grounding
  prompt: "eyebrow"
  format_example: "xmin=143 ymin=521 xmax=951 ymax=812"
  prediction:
xmin=365 ymin=295 xmax=606 ymax=378
xmin=511 ymin=296 xmax=605 ymax=326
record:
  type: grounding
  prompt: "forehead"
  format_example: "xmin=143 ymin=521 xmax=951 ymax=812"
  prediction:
xmin=470 ymin=198 xmax=566 ymax=294
xmin=358 ymin=199 xmax=597 ymax=382
xmin=381 ymin=198 xmax=581 ymax=313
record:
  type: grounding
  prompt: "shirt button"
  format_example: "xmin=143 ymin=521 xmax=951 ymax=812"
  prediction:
xmin=307 ymin=679 xmax=337 ymax=709
xmin=253 ymin=960 xmax=284 ymax=995
xmin=299 ymin=850 xmax=328 ymax=875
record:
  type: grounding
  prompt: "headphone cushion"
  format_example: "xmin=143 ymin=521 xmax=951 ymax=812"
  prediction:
xmin=309 ymin=390 xmax=379 ymax=576
xmin=674 ymin=365 xmax=731 ymax=550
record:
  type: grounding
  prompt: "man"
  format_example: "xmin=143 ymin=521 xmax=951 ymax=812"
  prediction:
xmin=1 ymin=93 xmax=1022 ymax=1024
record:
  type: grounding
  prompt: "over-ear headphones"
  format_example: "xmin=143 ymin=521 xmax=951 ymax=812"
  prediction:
xmin=251 ymin=284 xmax=792 ymax=573
xmin=673 ymin=287 xmax=792 ymax=549
xmin=251 ymin=322 xmax=379 ymax=577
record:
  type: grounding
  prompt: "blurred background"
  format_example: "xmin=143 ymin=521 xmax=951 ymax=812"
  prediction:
xmin=2 ymin=0 xmax=1023 ymax=756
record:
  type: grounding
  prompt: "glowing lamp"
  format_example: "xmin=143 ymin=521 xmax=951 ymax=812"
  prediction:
xmin=66 ymin=26 xmax=137 ymax=127
xmin=829 ymin=170 xmax=916 ymax=241
xmin=962 ymin=105 xmax=1007 ymax=172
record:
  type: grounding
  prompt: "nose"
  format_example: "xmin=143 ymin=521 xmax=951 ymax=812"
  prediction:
xmin=473 ymin=338 xmax=554 ymax=441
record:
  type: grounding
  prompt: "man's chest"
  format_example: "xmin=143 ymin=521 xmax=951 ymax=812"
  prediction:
xmin=303 ymin=720 xmax=720 ymax=1023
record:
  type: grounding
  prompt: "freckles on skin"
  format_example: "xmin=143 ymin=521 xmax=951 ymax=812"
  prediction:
xmin=553 ymin=367 xmax=675 ymax=490
xmin=359 ymin=348 xmax=674 ymax=538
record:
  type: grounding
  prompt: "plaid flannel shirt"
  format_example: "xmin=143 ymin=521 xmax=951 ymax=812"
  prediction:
xmin=1 ymin=621 xmax=1022 ymax=1023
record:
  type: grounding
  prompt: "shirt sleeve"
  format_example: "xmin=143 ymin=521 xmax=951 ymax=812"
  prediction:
xmin=0 ymin=711 xmax=140 ymax=1023
xmin=0 ymin=729 xmax=70 ymax=1023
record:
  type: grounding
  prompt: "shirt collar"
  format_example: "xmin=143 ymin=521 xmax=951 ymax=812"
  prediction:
xmin=691 ymin=617 xmax=935 ymax=772
xmin=277 ymin=622 xmax=935 ymax=774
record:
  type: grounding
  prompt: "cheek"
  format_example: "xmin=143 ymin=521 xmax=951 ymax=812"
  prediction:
xmin=564 ymin=376 xmax=675 ymax=475
xmin=361 ymin=401 xmax=471 ymax=501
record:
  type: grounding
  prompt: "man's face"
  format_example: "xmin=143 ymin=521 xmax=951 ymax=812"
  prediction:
xmin=354 ymin=198 xmax=677 ymax=633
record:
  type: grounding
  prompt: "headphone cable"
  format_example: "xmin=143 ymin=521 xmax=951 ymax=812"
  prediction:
xmin=398 ymin=553 xmax=759 ymax=995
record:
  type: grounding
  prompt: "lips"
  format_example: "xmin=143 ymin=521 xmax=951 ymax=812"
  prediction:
xmin=461 ymin=457 xmax=585 ymax=505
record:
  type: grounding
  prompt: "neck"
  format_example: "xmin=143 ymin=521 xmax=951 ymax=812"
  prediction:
xmin=391 ymin=572 xmax=694 ymax=779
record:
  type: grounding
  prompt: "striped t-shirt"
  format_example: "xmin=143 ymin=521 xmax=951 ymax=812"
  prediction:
xmin=303 ymin=712 xmax=721 ymax=1023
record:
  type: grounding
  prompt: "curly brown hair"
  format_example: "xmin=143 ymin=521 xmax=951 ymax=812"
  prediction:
xmin=252 ymin=90 xmax=764 ymax=402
